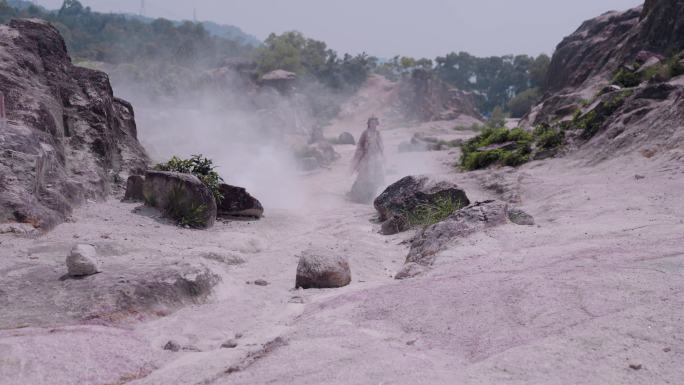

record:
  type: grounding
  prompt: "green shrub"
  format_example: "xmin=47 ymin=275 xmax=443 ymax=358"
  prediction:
xmin=612 ymin=68 xmax=641 ymax=88
xmin=572 ymin=90 xmax=631 ymax=139
xmin=533 ymin=124 xmax=565 ymax=150
xmin=459 ymin=126 xmax=533 ymax=170
xmin=165 ymin=185 xmax=208 ymax=228
xmin=155 ymin=154 xmax=224 ymax=204
xmin=400 ymin=196 xmax=466 ymax=227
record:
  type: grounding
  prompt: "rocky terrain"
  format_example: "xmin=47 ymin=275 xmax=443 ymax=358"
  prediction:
xmin=524 ymin=0 xmax=684 ymax=163
xmin=0 ymin=19 xmax=148 ymax=230
xmin=0 ymin=1 xmax=683 ymax=384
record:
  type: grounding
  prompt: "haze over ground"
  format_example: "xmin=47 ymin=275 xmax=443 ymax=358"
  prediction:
xmin=36 ymin=0 xmax=639 ymax=57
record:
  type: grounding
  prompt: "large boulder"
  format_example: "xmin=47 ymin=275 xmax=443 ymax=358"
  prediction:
xmin=217 ymin=183 xmax=264 ymax=218
xmin=0 ymin=19 xmax=148 ymax=229
xmin=123 ymin=175 xmax=145 ymax=202
xmin=143 ymin=171 xmax=217 ymax=228
xmin=295 ymin=141 xmax=340 ymax=170
xmin=406 ymin=200 xmax=509 ymax=267
xmin=295 ymin=251 xmax=351 ymax=289
xmin=374 ymin=176 xmax=470 ymax=235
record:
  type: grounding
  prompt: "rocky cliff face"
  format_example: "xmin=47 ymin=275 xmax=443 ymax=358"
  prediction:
xmin=0 ymin=19 xmax=148 ymax=229
xmin=399 ymin=68 xmax=483 ymax=122
xmin=524 ymin=0 xmax=684 ymax=162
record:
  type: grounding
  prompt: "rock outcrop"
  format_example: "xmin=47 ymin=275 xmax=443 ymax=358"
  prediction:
xmin=0 ymin=19 xmax=148 ymax=229
xmin=217 ymin=183 xmax=264 ymax=218
xmin=524 ymin=1 xmax=684 ymax=162
xmin=122 ymin=175 xmax=145 ymax=202
xmin=295 ymin=251 xmax=352 ymax=289
xmin=406 ymin=200 xmax=509 ymax=267
xmin=143 ymin=171 xmax=217 ymax=228
xmin=398 ymin=68 xmax=483 ymax=122
xmin=0 ymin=261 xmax=219 ymax=328
xmin=374 ymin=176 xmax=470 ymax=235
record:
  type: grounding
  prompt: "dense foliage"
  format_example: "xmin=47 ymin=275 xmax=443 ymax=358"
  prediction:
xmin=154 ymin=155 xmax=224 ymax=204
xmin=256 ymin=31 xmax=376 ymax=91
xmin=435 ymin=52 xmax=550 ymax=115
xmin=378 ymin=52 xmax=550 ymax=115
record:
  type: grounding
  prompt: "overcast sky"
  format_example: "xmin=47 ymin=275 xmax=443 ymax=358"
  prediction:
xmin=37 ymin=0 xmax=640 ymax=58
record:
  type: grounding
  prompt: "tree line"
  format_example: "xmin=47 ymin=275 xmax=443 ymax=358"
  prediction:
xmin=0 ymin=0 xmax=550 ymax=116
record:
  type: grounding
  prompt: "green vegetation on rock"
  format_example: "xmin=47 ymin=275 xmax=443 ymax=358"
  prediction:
xmin=155 ymin=155 xmax=224 ymax=204
xmin=400 ymin=196 xmax=466 ymax=228
xmin=572 ymin=90 xmax=632 ymax=139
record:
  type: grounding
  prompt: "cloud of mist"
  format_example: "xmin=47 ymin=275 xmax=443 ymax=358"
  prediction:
xmin=110 ymin=66 xmax=317 ymax=211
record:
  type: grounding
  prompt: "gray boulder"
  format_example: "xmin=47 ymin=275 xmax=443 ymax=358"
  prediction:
xmin=394 ymin=262 xmax=427 ymax=280
xmin=374 ymin=176 xmax=470 ymax=235
xmin=217 ymin=184 xmax=264 ymax=218
xmin=508 ymin=208 xmax=535 ymax=226
xmin=407 ymin=200 xmax=509 ymax=266
xmin=123 ymin=175 xmax=145 ymax=202
xmin=337 ymin=132 xmax=356 ymax=145
xmin=296 ymin=251 xmax=351 ymax=289
xmin=66 ymin=244 xmax=100 ymax=277
xmin=143 ymin=171 xmax=217 ymax=228
xmin=296 ymin=141 xmax=340 ymax=170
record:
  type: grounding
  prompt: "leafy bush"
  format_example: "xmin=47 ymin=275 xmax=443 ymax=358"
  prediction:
xmin=400 ymin=196 xmax=466 ymax=227
xmin=165 ymin=185 xmax=208 ymax=228
xmin=641 ymin=55 xmax=684 ymax=82
xmin=533 ymin=124 xmax=565 ymax=150
xmin=155 ymin=155 xmax=224 ymax=203
xmin=612 ymin=68 xmax=641 ymax=88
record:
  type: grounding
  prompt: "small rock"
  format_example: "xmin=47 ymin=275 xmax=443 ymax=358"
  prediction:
xmin=395 ymin=262 xmax=427 ymax=280
xmin=182 ymin=345 xmax=201 ymax=352
xmin=221 ymin=340 xmax=238 ymax=349
xmin=634 ymin=174 xmax=646 ymax=180
xmin=508 ymin=208 xmax=535 ymax=226
xmin=337 ymin=132 xmax=356 ymax=145
xmin=300 ymin=157 xmax=319 ymax=171
xmin=66 ymin=244 xmax=100 ymax=277
xmin=163 ymin=340 xmax=181 ymax=352
xmin=663 ymin=347 xmax=671 ymax=353
xmin=254 ymin=279 xmax=269 ymax=286
xmin=629 ymin=364 xmax=642 ymax=371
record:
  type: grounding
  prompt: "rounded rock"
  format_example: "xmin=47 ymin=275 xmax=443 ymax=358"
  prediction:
xmin=66 ymin=244 xmax=100 ymax=277
xmin=295 ymin=252 xmax=351 ymax=289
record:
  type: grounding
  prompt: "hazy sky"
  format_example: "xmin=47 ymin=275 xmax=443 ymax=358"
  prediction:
xmin=37 ymin=0 xmax=640 ymax=58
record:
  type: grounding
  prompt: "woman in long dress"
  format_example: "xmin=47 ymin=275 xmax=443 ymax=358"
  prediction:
xmin=349 ymin=117 xmax=385 ymax=203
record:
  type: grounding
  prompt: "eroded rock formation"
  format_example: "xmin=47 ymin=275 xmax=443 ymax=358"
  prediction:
xmin=0 ymin=19 xmax=149 ymax=229
xmin=398 ymin=68 xmax=483 ymax=122
xmin=524 ymin=1 xmax=684 ymax=162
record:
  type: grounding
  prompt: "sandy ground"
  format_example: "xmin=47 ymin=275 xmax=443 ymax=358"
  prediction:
xmin=1 ymin=77 xmax=683 ymax=385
